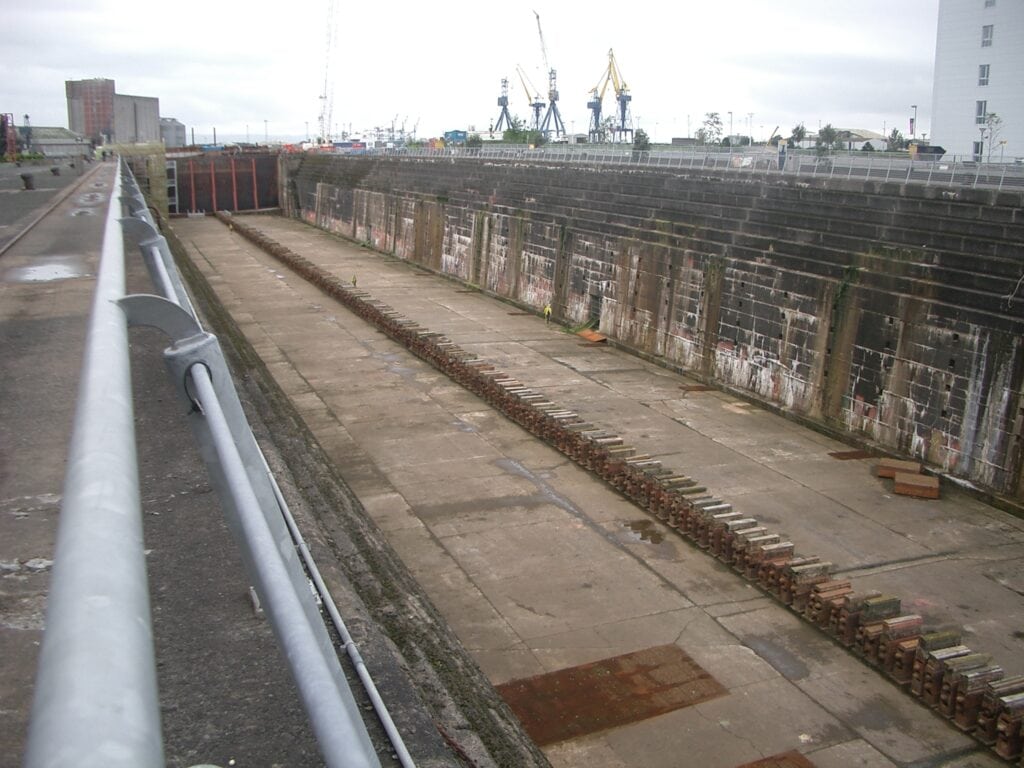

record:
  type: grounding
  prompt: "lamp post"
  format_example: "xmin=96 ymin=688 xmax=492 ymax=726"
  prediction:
xmin=728 ymin=111 xmax=733 ymax=145
xmin=910 ymin=105 xmax=917 ymax=140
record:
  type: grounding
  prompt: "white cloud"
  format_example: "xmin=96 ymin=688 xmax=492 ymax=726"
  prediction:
xmin=0 ymin=0 xmax=939 ymax=142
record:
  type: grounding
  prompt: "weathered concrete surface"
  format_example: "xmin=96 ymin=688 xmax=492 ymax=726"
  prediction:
xmin=1 ymin=161 xmax=111 ymax=765
xmin=2 ymin=163 xmax=532 ymax=767
xmin=0 ymin=162 xmax=324 ymax=767
xmin=283 ymin=155 xmax=1024 ymax=504
xmin=172 ymin=212 xmax=1024 ymax=767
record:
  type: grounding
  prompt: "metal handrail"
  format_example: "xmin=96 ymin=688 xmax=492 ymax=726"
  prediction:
xmin=26 ymin=162 xmax=164 ymax=767
xmin=361 ymin=145 xmax=1024 ymax=192
xmin=25 ymin=159 xmax=395 ymax=768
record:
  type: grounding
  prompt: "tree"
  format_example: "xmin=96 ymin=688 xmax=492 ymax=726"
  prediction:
xmin=789 ymin=123 xmax=807 ymax=148
xmin=633 ymin=129 xmax=651 ymax=151
xmin=861 ymin=141 xmax=875 ymax=152
xmin=502 ymin=116 xmax=528 ymax=144
xmin=887 ymin=128 xmax=906 ymax=151
xmin=701 ymin=112 xmax=723 ymax=145
xmin=501 ymin=117 xmax=545 ymax=147
xmin=816 ymin=123 xmax=838 ymax=154
xmin=985 ymin=112 xmax=1003 ymax=161
xmin=600 ymin=115 xmax=617 ymax=142
xmin=466 ymin=133 xmax=483 ymax=148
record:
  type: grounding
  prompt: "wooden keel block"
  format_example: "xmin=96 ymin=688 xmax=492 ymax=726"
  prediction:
xmin=893 ymin=472 xmax=940 ymax=499
xmin=876 ymin=458 xmax=923 ymax=478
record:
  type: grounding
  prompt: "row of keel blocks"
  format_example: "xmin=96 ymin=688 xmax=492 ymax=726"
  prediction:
xmin=216 ymin=212 xmax=1024 ymax=764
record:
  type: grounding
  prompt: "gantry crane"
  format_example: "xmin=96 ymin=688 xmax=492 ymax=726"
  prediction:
xmin=516 ymin=65 xmax=545 ymax=132
xmin=588 ymin=49 xmax=633 ymax=143
xmin=494 ymin=78 xmax=514 ymax=133
xmin=534 ymin=11 xmax=565 ymax=138
xmin=587 ymin=85 xmax=604 ymax=143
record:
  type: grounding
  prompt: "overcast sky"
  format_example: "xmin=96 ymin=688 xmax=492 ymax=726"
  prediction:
xmin=2 ymin=0 xmax=939 ymax=144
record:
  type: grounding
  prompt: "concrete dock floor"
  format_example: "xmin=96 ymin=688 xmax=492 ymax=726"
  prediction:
xmin=172 ymin=212 xmax=1024 ymax=768
xmin=3 ymin=165 xmax=536 ymax=768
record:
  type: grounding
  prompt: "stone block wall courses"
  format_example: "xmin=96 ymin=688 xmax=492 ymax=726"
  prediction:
xmin=286 ymin=155 xmax=1024 ymax=501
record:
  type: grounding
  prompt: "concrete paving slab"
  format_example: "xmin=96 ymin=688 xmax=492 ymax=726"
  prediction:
xmin=545 ymin=737 xmax=630 ymax=768
xmin=795 ymin=667 xmax=979 ymax=764
xmin=357 ymin=489 xmax=423 ymax=532
xmin=730 ymin=486 xmax=934 ymax=569
xmin=600 ymin=677 xmax=853 ymax=768
xmin=411 ymin=565 xmax=523 ymax=655
xmin=718 ymin=607 xmax=849 ymax=683
xmin=822 ymin=481 xmax=1024 ymax=552
xmin=804 ymin=739 xmax=897 ymax=768
xmin=171 ymin=213 xmax=1024 ymax=768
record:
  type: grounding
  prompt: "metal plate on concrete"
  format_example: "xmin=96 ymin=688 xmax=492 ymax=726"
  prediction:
xmin=735 ymin=750 xmax=816 ymax=768
xmin=496 ymin=643 xmax=726 ymax=745
xmin=577 ymin=328 xmax=607 ymax=343
xmin=827 ymin=450 xmax=874 ymax=460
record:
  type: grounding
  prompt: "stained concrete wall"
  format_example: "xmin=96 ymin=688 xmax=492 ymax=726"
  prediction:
xmin=281 ymin=154 xmax=1024 ymax=502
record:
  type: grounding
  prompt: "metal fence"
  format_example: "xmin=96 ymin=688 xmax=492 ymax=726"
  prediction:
xmin=25 ymin=160 xmax=403 ymax=768
xmin=374 ymin=145 xmax=1024 ymax=192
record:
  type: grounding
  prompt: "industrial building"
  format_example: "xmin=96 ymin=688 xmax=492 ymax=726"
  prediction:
xmin=160 ymin=117 xmax=187 ymax=149
xmin=14 ymin=126 xmax=89 ymax=159
xmin=931 ymin=0 xmax=1023 ymax=161
xmin=66 ymin=78 xmax=161 ymax=146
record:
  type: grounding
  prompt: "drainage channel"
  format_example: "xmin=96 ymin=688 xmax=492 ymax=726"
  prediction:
xmin=216 ymin=211 xmax=1024 ymax=764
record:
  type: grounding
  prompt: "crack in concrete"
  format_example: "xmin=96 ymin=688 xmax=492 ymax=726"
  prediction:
xmin=693 ymin=704 xmax=765 ymax=760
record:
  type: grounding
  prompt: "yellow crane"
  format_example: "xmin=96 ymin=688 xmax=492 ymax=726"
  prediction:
xmin=588 ymin=49 xmax=633 ymax=143
xmin=516 ymin=65 xmax=545 ymax=132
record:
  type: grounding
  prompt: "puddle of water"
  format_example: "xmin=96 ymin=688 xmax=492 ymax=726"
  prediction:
xmin=70 ymin=209 xmax=95 ymax=217
xmin=4 ymin=256 xmax=92 ymax=283
xmin=623 ymin=519 xmax=665 ymax=544
xmin=76 ymin=192 xmax=105 ymax=205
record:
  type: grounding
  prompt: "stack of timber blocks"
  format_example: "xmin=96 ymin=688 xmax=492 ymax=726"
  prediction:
xmin=876 ymin=458 xmax=940 ymax=500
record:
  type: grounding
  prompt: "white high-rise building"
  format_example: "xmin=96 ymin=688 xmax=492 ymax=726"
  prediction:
xmin=931 ymin=0 xmax=1023 ymax=162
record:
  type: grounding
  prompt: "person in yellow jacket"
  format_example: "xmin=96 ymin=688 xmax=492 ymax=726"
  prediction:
xmin=543 ymin=303 xmax=552 ymax=325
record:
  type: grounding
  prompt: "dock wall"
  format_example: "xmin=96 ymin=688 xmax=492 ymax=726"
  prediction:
xmin=281 ymin=154 xmax=1024 ymax=501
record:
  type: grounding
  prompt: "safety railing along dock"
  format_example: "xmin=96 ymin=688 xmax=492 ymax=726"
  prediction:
xmin=25 ymin=160 xmax=409 ymax=768
xmin=380 ymin=145 xmax=1024 ymax=192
